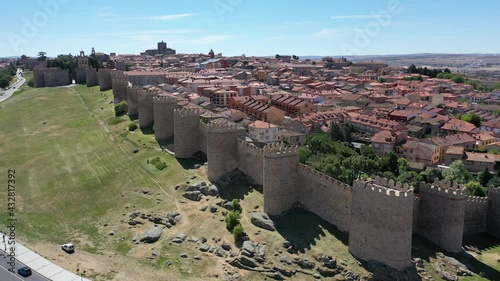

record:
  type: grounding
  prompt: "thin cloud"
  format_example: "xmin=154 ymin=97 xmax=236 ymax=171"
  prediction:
xmin=312 ymin=28 xmax=348 ymax=38
xmin=150 ymin=13 xmax=198 ymax=21
xmin=330 ymin=14 xmax=384 ymax=19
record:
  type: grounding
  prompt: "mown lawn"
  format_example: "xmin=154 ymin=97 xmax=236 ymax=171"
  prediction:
xmin=0 ymin=85 xmax=194 ymax=251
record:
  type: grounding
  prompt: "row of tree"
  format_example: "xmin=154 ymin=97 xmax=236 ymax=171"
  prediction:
xmin=37 ymin=51 xmax=103 ymax=73
xmin=408 ymin=64 xmax=451 ymax=78
xmin=300 ymin=130 xmax=497 ymax=196
xmin=0 ymin=64 xmax=17 ymax=88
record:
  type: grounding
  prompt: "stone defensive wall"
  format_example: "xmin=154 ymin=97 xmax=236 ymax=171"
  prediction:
xmin=97 ymin=69 xmax=112 ymax=91
xmin=152 ymin=94 xmax=178 ymax=141
xmin=137 ymin=90 xmax=158 ymax=128
xmin=488 ymin=188 xmax=500 ymax=238
xmin=173 ymin=108 xmax=205 ymax=159
xmin=416 ymin=181 xmax=466 ymax=253
xmin=75 ymin=67 xmax=87 ymax=84
xmin=206 ymin=122 xmax=246 ymax=181
xmin=100 ymin=76 xmax=500 ymax=272
xmin=198 ymin=121 xmax=208 ymax=155
xmin=43 ymin=69 xmax=70 ymax=87
xmin=85 ymin=68 xmax=98 ymax=87
xmin=236 ymin=140 xmax=264 ymax=185
xmin=297 ymin=164 xmax=352 ymax=233
xmin=111 ymin=70 xmax=129 ymax=104
xmin=126 ymin=86 xmax=142 ymax=116
xmin=349 ymin=180 xmax=414 ymax=271
xmin=464 ymin=196 xmax=489 ymax=236
xmin=263 ymin=144 xmax=300 ymax=216
xmin=33 ymin=67 xmax=70 ymax=88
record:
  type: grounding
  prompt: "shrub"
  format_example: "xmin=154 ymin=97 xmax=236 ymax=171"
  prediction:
xmin=128 ymin=122 xmax=138 ymax=131
xmin=27 ymin=78 xmax=34 ymax=87
xmin=107 ymin=117 xmax=123 ymax=125
xmin=233 ymin=224 xmax=245 ymax=242
xmin=154 ymin=161 xmax=168 ymax=171
xmin=114 ymin=101 xmax=128 ymax=116
xmin=232 ymin=199 xmax=241 ymax=212
xmin=225 ymin=211 xmax=241 ymax=231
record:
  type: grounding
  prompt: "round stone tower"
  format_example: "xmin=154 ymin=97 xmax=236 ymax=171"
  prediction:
xmin=206 ymin=121 xmax=246 ymax=182
xmin=126 ymin=86 xmax=140 ymax=117
xmin=137 ymin=89 xmax=158 ymax=128
xmin=174 ymin=108 xmax=203 ymax=159
xmin=97 ymin=69 xmax=112 ymax=91
xmin=153 ymin=94 xmax=178 ymax=141
xmin=111 ymin=70 xmax=128 ymax=104
xmin=263 ymin=143 xmax=300 ymax=215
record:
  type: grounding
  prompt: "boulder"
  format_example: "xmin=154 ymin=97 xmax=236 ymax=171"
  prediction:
xmin=209 ymin=205 xmax=218 ymax=213
xmin=239 ymin=255 xmax=258 ymax=268
xmin=183 ymin=191 xmax=202 ymax=201
xmin=221 ymin=241 xmax=232 ymax=251
xmin=251 ymin=212 xmax=276 ymax=231
xmin=242 ymin=241 xmax=256 ymax=257
xmin=172 ymin=233 xmax=187 ymax=244
xmin=140 ymin=227 xmax=162 ymax=243
xmin=199 ymin=243 xmax=210 ymax=252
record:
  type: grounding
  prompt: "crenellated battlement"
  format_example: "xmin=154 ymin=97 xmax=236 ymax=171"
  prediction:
xmin=207 ymin=121 xmax=243 ymax=133
xmin=370 ymin=176 xmax=412 ymax=192
xmin=174 ymin=107 xmax=204 ymax=118
xmin=354 ymin=180 xmax=413 ymax=198
xmin=419 ymin=182 xmax=466 ymax=197
xmin=299 ymin=164 xmax=352 ymax=192
xmin=490 ymin=188 xmax=500 ymax=196
xmin=263 ymin=143 xmax=299 ymax=157
xmin=466 ymin=196 xmax=489 ymax=203
xmin=433 ymin=179 xmax=465 ymax=190
xmin=137 ymin=90 xmax=158 ymax=97
xmin=237 ymin=139 xmax=264 ymax=153
xmin=153 ymin=94 xmax=178 ymax=104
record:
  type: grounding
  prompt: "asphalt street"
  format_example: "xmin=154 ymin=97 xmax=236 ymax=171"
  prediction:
xmin=0 ymin=69 xmax=26 ymax=103
xmin=0 ymin=248 xmax=48 ymax=281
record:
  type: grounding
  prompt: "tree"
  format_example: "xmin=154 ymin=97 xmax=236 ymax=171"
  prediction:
xmin=89 ymin=56 xmax=101 ymax=70
xmin=460 ymin=113 xmax=482 ymax=127
xmin=225 ymin=211 xmax=241 ymax=231
xmin=330 ymin=123 xmax=345 ymax=142
xmin=487 ymin=176 xmax=500 ymax=189
xmin=477 ymin=167 xmax=493 ymax=187
xmin=360 ymin=145 xmax=377 ymax=159
xmin=128 ymin=122 xmax=138 ymax=131
xmin=0 ymin=76 xmax=9 ymax=88
xmin=380 ymin=151 xmax=399 ymax=175
xmin=465 ymin=181 xmax=487 ymax=197
xmin=27 ymin=78 xmax=34 ymax=87
xmin=38 ymin=51 xmax=47 ymax=61
xmin=275 ymin=54 xmax=281 ymax=59
xmin=443 ymin=160 xmax=471 ymax=184
xmin=114 ymin=101 xmax=128 ymax=116
xmin=233 ymin=224 xmax=245 ymax=242
xmin=299 ymin=147 xmax=311 ymax=164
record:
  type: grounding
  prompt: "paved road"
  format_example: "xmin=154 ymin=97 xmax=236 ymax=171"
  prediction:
xmin=0 ymin=69 xmax=26 ymax=103
xmin=0 ymin=249 xmax=48 ymax=281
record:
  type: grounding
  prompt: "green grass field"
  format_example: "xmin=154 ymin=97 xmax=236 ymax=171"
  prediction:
xmin=0 ymin=85 xmax=194 ymax=251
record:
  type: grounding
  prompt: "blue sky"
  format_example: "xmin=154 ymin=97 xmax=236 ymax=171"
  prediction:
xmin=1 ymin=0 xmax=499 ymax=57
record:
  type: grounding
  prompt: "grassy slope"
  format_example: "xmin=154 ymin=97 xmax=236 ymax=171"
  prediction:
xmin=0 ymin=85 xmax=192 ymax=251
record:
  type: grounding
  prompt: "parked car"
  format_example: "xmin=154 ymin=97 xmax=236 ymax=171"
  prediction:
xmin=17 ymin=266 xmax=32 ymax=277
xmin=61 ymin=243 xmax=74 ymax=253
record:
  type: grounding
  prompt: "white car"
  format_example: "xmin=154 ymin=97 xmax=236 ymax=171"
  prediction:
xmin=61 ymin=243 xmax=74 ymax=253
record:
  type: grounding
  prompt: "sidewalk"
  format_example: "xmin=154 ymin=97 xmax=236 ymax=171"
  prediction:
xmin=1 ymin=233 xmax=91 ymax=281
